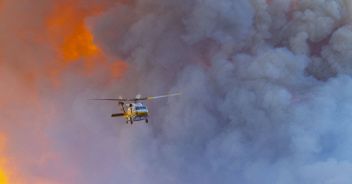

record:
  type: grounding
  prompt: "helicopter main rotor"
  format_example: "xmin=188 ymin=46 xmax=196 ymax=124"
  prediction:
xmin=90 ymin=92 xmax=181 ymax=102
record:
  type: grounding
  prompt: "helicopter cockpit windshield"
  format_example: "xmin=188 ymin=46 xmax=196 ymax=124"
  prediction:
xmin=135 ymin=106 xmax=147 ymax=110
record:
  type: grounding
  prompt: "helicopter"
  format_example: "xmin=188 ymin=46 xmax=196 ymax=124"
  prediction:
xmin=91 ymin=93 xmax=181 ymax=124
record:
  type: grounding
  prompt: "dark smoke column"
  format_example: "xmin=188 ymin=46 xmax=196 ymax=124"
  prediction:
xmin=66 ymin=0 xmax=352 ymax=183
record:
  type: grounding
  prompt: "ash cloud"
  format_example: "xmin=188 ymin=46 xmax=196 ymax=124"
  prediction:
xmin=88 ymin=0 xmax=352 ymax=183
xmin=3 ymin=0 xmax=352 ymax=183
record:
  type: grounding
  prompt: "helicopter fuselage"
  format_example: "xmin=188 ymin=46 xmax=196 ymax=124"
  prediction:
xmin=112 ymin=102 xmax=149 ymax=124
xmin=126 ymin=103 xmax=149 ymax=121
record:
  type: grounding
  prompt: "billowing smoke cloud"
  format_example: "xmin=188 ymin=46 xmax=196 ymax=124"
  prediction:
xmin=2 ymin=0 xmax=352 ymax=183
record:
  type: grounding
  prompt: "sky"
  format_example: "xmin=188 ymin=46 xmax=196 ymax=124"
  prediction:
xmin=1 ymin=0 xmax=352 ymax=183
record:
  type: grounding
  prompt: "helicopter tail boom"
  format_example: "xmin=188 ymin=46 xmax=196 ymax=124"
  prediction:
xmin=111 ymin=113 xmax=125 ymax=117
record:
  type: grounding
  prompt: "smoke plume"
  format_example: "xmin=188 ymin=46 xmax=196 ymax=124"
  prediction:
xmin=1 ymin=0 xmax=352 ymax=183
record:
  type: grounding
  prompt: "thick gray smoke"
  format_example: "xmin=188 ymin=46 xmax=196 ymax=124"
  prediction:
xmin=46 ymin=0 xmax=352 ymax=183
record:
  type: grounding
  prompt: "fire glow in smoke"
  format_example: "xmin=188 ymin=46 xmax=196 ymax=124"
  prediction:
xmin=0 ymin=0 xmax=125 ymax=183
xmin=0 ymin=135 xmax=8 ymax=184
xmin=47 ymin=3 xmax=101 ymax=61
xmin=2 ymin=0 xmax=352 ymax=183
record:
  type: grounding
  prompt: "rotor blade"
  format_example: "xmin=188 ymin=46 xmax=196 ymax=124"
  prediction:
xmin=90 ymin=98 xmax=128 ymax=101
xmin=91 ymin=92 xmax=181 ymax=102
xmin=146 ymin=92 xmax=182 ymax=100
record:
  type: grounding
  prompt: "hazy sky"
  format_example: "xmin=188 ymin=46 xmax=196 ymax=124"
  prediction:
xmin=1 ymin=0 xmax=352 ymax=183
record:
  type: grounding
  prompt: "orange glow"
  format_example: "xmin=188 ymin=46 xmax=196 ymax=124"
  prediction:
xmin=0 ymin=135 xmax=9 ymax=184
xmin=61 ymin=24 xmax=99 ymax=61
xmin=110 ymin=61 xmax=128 ymax=78
xmin=0 ymin=1 xmax=129 ymax=182
xmin=44 ymin=2 xmax=128 ymax=84
xmin=47 ymin=4 xmax=102 ymax=62
xmin=0 ymin=170 xmax=8 ymax=184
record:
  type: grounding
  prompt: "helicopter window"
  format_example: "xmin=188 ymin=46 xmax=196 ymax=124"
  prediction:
xmin=135 ymin=106 xmax=146 ymax=110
